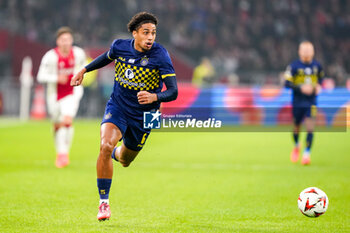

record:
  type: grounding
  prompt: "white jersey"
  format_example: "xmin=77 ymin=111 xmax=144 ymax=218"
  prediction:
xmin=38 ymin=46 xmax=86 ymax=100
xmin=37 ymin=46 xmax=86 ymax=121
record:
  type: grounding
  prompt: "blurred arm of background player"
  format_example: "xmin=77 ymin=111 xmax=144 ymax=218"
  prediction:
xmin=285 ymin=79 xmax=322 ymax=96
xmin=38 ymin=52 xmax=69 ymax=85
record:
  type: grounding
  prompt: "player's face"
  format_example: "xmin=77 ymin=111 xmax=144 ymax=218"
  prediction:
xmin=298 ymin=43 xmax=314 ymax=64
xmin=133 ymin=23 xmax=156 ymax=52
xmin=56 ymin=33 xmax=73 ymax=54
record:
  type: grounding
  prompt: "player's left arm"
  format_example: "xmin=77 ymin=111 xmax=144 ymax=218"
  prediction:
xmin=137 ymin=74 xmax=178 ymax=104
xmin=315 ymin=64 xmax=325 ymax=95
xmin=138 ymin=48 xmax=178 ymax=105
xmin=156 ymin=75 xmax=178 ymax=102
xmin=137 ymin=76 xmax=178 ymax=104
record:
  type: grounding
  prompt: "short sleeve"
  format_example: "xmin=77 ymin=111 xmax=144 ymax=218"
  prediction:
xmin=158 ymin=48 xmax=176 ymax=79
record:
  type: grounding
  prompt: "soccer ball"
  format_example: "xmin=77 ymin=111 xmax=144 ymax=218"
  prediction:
xmin=298 ymin=187 xmax=329 ymax=217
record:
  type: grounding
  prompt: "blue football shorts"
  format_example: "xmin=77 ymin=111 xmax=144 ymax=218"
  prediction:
xmin=101 ymin=99 xmax=150 ymax=151
xmin=292 ymin=105 xmax=317 ymax=125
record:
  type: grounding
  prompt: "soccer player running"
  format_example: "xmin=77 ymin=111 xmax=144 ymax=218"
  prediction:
xmin=38 ymin=27 xmax=86 ymax=168
xmin=71 ymin=12 xmax=178 ymax=221
xmin=284 ymin=41 xmax=324 ymax=165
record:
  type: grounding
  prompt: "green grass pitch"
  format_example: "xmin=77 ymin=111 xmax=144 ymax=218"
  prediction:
xmin=0 ymin=119 xmax=349 ymax=233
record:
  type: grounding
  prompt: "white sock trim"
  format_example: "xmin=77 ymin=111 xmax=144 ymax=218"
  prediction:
xmin=66 ymin=126 xmax=74 ymax=152
xmin=100 ymin=199 xmax=109 ymax=205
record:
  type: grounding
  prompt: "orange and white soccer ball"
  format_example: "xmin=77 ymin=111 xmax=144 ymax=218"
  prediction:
xmin=298 ymin=187 xmax=329 ymax=217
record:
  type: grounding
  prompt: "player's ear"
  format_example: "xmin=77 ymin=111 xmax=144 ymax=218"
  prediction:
xmin=132 ymin=30 xmax=137 ymax=38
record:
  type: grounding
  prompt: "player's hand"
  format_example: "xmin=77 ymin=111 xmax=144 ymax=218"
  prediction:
xmin=315 ymin=84 xmax=322 ymax=95
xmin=137 ymin=91 xmax=158 ymax=104
xmin=301 ymin=84 xmax=314 ymax=96
xmin=57 ymin=74 xmax=68 ymax=84
xmin=71 ymin=68 xmax=86 ymax=86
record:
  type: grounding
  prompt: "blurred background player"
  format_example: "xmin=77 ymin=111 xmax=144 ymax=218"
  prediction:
xmin=192 ymin=57 xmax=215 ymax=87
xmin=71 ymin=12 xmax=178 ymax=221
xmin=37 ymin=27 xmax=86 ymax=168
xmin=284 ymin=41 xmax=324 ymax=165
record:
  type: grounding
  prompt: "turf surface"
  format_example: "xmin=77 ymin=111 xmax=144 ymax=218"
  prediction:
xmin=0 ymin=119 xmax=349 ymax=232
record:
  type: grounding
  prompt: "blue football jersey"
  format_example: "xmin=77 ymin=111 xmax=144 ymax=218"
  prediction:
xmin=285 ymin=59 xmax=324 ymax=107
xmin=106 ymin=39 xmax=176 ymax=119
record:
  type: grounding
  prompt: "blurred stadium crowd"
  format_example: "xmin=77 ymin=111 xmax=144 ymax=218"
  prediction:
xmin=0 ymin=0 xmax=350 ymax=85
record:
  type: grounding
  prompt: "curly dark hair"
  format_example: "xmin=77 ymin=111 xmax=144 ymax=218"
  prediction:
xmin=127 ymin=12 xmax=158 ymax=32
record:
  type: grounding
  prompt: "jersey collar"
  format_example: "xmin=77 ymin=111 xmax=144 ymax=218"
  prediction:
xmin=299 ymin=59 xmax=314 ymax=66
xmin=130 ymin=39 xmax=151 ymax=56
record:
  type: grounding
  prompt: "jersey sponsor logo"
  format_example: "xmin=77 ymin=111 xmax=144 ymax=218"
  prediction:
xmin=115 ymin=61 xmax=159 ymax=91
xmin=58 ymin=67 xmax=74 ymax=76
xmin=125 ymin=69 xmax=134 ymax=79
xmin=143 ymin=110 xmax=161 ymax=129
xmin=140 ymin=56 xmax=149 ymax=66
xmin=55 ymin=47 xmax=75 ymax=100
xmin=304 ymin=67 xmax=312 ymax=75
xmin=118 ymin=76 xmax=146 ymax=88
xmin=59 ymin=61 xmax=65 ymax=69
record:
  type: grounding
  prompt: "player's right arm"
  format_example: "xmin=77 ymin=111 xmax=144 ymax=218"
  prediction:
xmin=37 ymin=51 xmax=58 ymax=83
xmin=71 ymin=40 xmax=119 ymax=86
xmin=37 ymin=50 xmax=68 ymax=84
xmin=71 ymin=51 xmax=113 ymax=86
xmin=284 ymin=64 xmax=301 ymax=93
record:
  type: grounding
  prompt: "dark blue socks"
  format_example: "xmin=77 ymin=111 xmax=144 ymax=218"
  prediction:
xmin=111 ymin=147 xmax=118 ymax=162
xmin=97 ymin=178 xmax=112 ymax=200
xmin=96 ymin=147 xmax=119 ymax=203
xmin=306 ymin=132 xmax=313 ymax=152
xmin=293 ymin=132 xmax=299 ymax=146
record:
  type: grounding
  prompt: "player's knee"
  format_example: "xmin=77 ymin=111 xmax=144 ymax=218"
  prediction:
xmin=293 ymin=125 xmax=300 ymax=132
xmin=118 ymin=157 xmax=133 ymax=167
xmin=119 ymin=156 xmax=135 ymax=167
xmin=100 ymin=141 xmax=115 ymax=157
xmin=54 ymin=123 xmax=61 ymax=132
xmin=63 ymin=116 xmax=73 ymax=126
xmin=120 ymin=161 xmax=131 ymax=167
